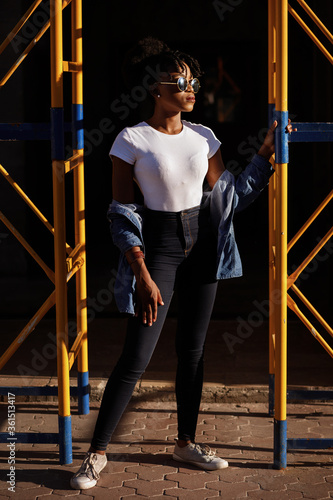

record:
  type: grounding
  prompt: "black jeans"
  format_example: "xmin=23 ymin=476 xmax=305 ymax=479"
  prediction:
xmin=91 ymin=205 xmax=218 ymax=450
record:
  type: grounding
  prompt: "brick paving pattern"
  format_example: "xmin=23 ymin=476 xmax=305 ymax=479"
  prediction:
xmin=1 ymin=401 xmax=333 ymax=499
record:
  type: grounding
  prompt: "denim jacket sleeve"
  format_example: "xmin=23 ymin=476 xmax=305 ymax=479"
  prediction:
xmin=107 ymin=200 xmax=144 ymax=253
xmin=107 ymin=200 xmax=145 ymax=314
xmin=234 ymin=153 xmax=275 ymax=213
xmin=205 ymin=153 xmax=274 ymax=280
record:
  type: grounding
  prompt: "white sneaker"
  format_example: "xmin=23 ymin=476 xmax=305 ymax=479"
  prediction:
xmin=70 ymin=451 xmax=107 ymax=489
xmin=173 ymin=440 xmax=228 ymax=471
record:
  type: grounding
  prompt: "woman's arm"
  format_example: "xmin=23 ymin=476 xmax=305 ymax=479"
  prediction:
xmin=206 ymin=122 xmax=276 ymax=191
xmin=112 ymin=156 xmax=135 ymax=203
xmin=206 ymin=148 xmax=225 ymax=189
xmin=207 ymin=120 xmax=294 ymax=189
xmin=112 ymin=156 xmax=164 ymax=326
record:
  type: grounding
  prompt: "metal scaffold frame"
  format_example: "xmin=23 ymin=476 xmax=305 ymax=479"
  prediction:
xmin=0 ymin=0 xmax=88 ymax=464
xmin=268 ymin=0 xmax=333 ymax=469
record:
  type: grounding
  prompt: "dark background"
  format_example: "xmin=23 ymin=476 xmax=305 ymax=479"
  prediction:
xmin=0 ymin=0 xmax=332 ymax=324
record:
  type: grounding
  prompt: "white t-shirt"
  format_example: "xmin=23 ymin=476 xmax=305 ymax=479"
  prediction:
xmin=110 ymin=120 xmax=221 ymax=212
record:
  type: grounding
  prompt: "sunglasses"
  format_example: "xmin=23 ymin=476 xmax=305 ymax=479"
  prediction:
xmin=158 ymin=76 xmax=201 ymax=93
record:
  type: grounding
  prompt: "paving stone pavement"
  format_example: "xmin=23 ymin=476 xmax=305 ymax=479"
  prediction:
xmin=1 ymin=318 xmax=332 ymax=406
xmin=1 ymin=401 xmax=333 ymax=499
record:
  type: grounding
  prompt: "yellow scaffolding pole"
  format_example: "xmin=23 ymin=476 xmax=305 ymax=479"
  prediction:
xmin=0 ymin=0 xmax=88 ymax=465
xmin=272 ymin=0 xmax=289 ymax=470
xmin=71 ymin=0 xmax=89 ymax=413
xmin=268 ymin=0 xmax=277 ymax=414
xmin=269 ymin=0 xmax=333 ymax=469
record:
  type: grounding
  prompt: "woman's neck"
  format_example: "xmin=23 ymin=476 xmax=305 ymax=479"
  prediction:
xmin=146 ymin=111 xmax=182 ymax=135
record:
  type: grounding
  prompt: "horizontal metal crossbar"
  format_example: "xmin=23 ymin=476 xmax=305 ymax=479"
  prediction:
xmin=66 ymin=243 xmax=83 ymax=269
xmin=0 ymin=432 xmax=59 ymax=444
xmin=63 ymin=61 xmax=81 ymax=72
xmin=0 ymin=386 xmax=80 ymax=396
xmin=288 ymin=390 xmax=333 ymax=401
xmin=288 ymin=123 xmax=333 ymax=142
xmin=287 ymin=438 xmax=333 ymax=450
xmin=0 ymin=122 xmax=75 ymax=141
xmin=64 ymin=151 xmax=82 ymax=173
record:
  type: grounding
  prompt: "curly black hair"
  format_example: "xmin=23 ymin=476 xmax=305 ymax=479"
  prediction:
xmin=122 ymin=36 xmax=203 ymax=90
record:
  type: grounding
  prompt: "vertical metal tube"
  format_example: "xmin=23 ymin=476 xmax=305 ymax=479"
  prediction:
xmin=50 ymin=0 xmax=72 ymax=464
xmin=268 ymin=0 xmax=276 ymax=108
xmin=273 ymin=0 xmax=289 ymax=470
xmin=50 ymin=0 xmax=63 ymax=108
xmin=71 ymin=0 xmax=89 ymax=414
xmin=268 ymin=0 xmax=277 ymax=418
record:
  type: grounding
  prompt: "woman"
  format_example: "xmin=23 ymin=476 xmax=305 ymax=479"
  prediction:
xmin=71 ymin=37 xmax=290 ymax=490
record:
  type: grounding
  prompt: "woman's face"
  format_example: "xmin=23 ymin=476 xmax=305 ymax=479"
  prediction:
xmin=155 ymin=62 xmax=197 ymax=113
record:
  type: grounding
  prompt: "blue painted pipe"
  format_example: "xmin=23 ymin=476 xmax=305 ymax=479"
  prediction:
xmin=58 ymin=415 xmax=72 ymax=465
xmin=78 ymin=371 xmax=89 ymax=415
xmin=274 ymin=419 xmax=287 ymax=469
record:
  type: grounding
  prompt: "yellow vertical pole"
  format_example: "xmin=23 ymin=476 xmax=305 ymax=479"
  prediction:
xmin=71 ymin=0 xmax=89 ymax=414
xmin=274 ymin=0 xmax=289 ymax=469
xmin=268 ymin=0 xmax=277 ymax=417
xmin=50 ymin=0 xmax=72 ymax=464
xmin=268 ymin=0 xmax=277 ymax=107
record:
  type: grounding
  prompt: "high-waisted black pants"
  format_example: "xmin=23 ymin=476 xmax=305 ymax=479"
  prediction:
xmin=91 ymin=205 xmax=218 ymax=450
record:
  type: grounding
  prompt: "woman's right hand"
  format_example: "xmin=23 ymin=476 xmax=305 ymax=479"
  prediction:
xmin=135 ymin=267 xmax=164 ymax=326
xmin=125 ymin=247 xmax=164 ymax=326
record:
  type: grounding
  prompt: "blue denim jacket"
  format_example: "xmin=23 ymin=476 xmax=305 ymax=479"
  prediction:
xmin=107 ymin=153 xmax=274 ymax=314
